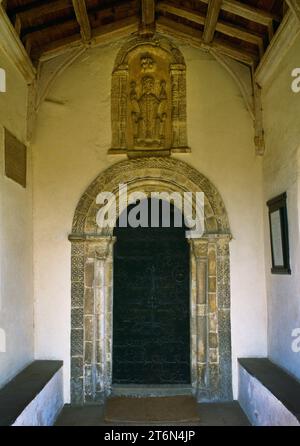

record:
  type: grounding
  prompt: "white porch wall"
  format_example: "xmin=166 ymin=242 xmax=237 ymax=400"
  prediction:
xmin=31 ymin=40 xmax=268 ymax=402
xmin=262 ymin=34 xmax=300 ymax=381
xmin=0 ymin=49 xmax=34 ymax=387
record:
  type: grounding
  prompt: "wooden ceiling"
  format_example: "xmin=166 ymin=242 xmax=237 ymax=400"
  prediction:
xmin=3 ymin=0 xmax=287 ymax=66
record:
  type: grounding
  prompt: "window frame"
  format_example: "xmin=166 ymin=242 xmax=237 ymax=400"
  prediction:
xmin=267 ymin=192 xmax=291 ymax=275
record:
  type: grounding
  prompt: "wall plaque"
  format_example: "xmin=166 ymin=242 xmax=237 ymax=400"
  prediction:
xmin=4 ymin=128 xmax=27 ymax=188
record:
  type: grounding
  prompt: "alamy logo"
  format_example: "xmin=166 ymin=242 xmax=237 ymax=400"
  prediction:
xmin=96 ymin=183 xmax=205 ymax=238
xmin=291 ymin=328 xmax=300 ymax=353
xmin=291 ymin=68 xmax=300 ymax=93
xmin=0 ymin=68 xmax=6 ymax=93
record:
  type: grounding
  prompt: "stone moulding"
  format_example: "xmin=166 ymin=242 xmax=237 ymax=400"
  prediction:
xmin=69 ymin=157 xmax=233 ymax=404
xmin=71 ymin=157 xmax=230 ymax=235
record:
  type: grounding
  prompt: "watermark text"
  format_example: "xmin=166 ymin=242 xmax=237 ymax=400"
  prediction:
xmin=96 ymin=184 xmax=205 ymax=238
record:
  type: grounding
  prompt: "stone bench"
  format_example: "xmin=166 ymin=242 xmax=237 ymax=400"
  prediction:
xmin=238 ymin=358 xmax=300 ymax=426
xmin=0 ymin=360 xmax=63 ymax=426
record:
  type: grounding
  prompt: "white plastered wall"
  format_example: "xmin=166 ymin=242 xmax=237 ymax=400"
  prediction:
xmin=262 ymin=33 xmax=300 ymax=381
xmin=0 ymin=49 xmax=34 ymax=387
xmin=31 ymin=39 xmax=268 ymax=402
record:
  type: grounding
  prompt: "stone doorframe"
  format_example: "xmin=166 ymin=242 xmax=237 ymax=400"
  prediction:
xmin=69 ymin=158 xmax=233 ymax=404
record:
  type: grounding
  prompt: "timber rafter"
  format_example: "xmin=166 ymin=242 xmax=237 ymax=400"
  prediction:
xmin=2 ymin=0 xmax=285 ymax=68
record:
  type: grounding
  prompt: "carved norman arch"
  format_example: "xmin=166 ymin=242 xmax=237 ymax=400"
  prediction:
xmin=109 ymin=34 xmax=190 ymax=157
xmin=69 ymin=158 xmax=232 ymax=404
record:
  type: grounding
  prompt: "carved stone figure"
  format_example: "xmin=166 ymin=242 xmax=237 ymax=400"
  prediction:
xmin=131 ymin=75 xmax=167 ymax=147
xmin=158 ymin=80 xmax=167 ymax=142
xmin=130 ymin=81 xmax=140 ymax=141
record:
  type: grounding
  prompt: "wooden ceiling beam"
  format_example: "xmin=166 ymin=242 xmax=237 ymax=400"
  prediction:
xmin=36 ymin=16 xmax=139 ymax=61
xmin=13 ymin=0 xmax=72 ymax=22
xmin=157 ymin=2 xmax=205 ymax=25
xmin=13 ymin=0 xmax=72 ymax=37
xmin=21 ymin=2 xmax=136 ymax=42
xmin=212 ymin=38 xmax=257 ymax=66
xmin=157 ymin=2 xmax=264 ymax=57
xmin=221 ymin=0 xmax=276 ymax=42
xmin=23 ymin=18 xmax=79 ymax=55
xmin=92 ymin=15 xmax=139 ymax=43
xmin=140 ymin=0 xmax=156 ymax=35
xmin=21 ymin=2 xmax=136 ymax=54
xmin=286 ymin=0 xmax=300 ymax=23
xmin=203 ymin=0 xmax=222 ymax=43
xmin=156 ymin=16 xmax=257 ymax=66
xmin=141 ymin=0 xmax=155 ymax=25
xmin=72 ymin=0 xmax=91 ymax=42
xmin=202 ymin=0 xmax=276 ymax=41
xmin=157 ymin=15 xmax=204 ymax=41
xmin=200 ymin=0 xmax=279 ymax=25
xmin=217 ymin=20 xmax=264 ymax=58
xmin=22 ymin=19 xmax=78 ymax=43
xmin=14 ymin=13 xmax=22 ymax=35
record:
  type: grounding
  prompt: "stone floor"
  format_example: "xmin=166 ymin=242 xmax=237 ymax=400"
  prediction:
xmin=55 ymin=402 xmax=250 ymax=426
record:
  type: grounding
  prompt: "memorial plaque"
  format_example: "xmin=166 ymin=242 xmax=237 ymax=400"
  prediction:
xmin=4 ymin=128 xmax=27 ymax=188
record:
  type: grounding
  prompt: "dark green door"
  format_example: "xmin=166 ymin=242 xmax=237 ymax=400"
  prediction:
xmin=112 ymin=200 xmax=190 ymax=384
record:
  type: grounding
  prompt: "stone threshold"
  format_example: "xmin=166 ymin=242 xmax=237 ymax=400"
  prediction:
xmin=111 ymin=384 xmax=193 ymax=398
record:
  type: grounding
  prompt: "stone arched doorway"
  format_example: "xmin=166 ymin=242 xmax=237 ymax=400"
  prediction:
xmin=69 ymin=158 xmax=232 ymax=404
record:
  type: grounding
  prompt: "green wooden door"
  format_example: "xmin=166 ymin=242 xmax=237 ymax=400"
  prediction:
xmin=112 ymin=200 xmax=190 ymax=384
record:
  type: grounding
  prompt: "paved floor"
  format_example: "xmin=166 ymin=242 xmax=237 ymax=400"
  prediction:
xmin=55 ymin=402 xmax=250 ymax=426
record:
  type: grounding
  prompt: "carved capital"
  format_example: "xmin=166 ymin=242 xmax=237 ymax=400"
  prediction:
xmin=216 ymin=235 xmax=231 ymax=258
xmin=69 ymin=234 xmax=116 ymax=260
xmin=95 ymin=237 xmax=116 ymax=260
xmin=189 ymin=239 xmax=208 ymax=259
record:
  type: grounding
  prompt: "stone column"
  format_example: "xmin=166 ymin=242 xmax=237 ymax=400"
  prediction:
xmin=189 ymin=239 xmax=209 ymax=399
xmin=94 ymin=237 xmax=116 ymax=399
xmin=207 ymin=240 xmax=219 ymax=395
xmin=111 ymin=68 xmax=128 ymax=150
xmin=70 ymin=240 xmax=85 ymax=405
xmin=85 ymin=236 xmax=115 ymax=403
xmin=216 ymin=234 xmax=233 ymax=401
xmin=70 ymin=234 xmax=115 ymax=404
xmin=170 ymin=63 xmax=188 ymax=149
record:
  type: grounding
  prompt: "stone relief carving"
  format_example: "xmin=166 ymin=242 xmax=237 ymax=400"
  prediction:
xmin=110 ymin=34 xmax=189 ymax=157
xmin=130 ymin=75 xmax=168 ymax=148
